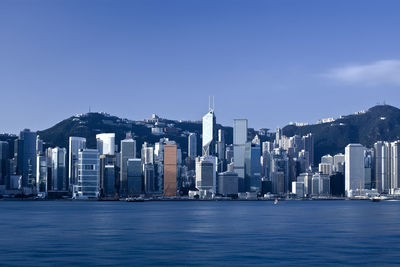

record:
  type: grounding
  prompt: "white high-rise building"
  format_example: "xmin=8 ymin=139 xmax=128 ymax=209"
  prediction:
xmin=374 ymin=141 xmax=384 ymax=193
xmin=345 ymin=144 xmax=366 ymax=197
xmin=96 ymin=133 xmax=115 ymax=155
xmin=202 ymin=109 xmax=216 ymax=156
xmin=333 ymin=153 xmax=345 ymax=173
xmin=73 ymin=149 xmax=100 ymax=199
xmin=391 ymin=141 xmax=400 ymax=192
xmin=319 ymin=163 xmax=332 ymax=176
xmin=69 ymin=137 xmax=86 ymax=191
xmin=382 ymin=142 xmax=392 ymax=192
xmin=120 ymin=138 xmax=136 ymax=195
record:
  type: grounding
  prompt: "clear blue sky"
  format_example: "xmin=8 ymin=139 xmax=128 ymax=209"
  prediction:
xmin=1 ymin=0 xmax=400 ymax=134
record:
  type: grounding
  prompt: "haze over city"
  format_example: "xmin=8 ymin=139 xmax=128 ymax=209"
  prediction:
xmin=1 ymin=0 xmax=400 ymax=134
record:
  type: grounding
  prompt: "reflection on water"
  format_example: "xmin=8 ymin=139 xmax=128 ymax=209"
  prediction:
xmin=0 ymin=201 xmax=400 ymax=266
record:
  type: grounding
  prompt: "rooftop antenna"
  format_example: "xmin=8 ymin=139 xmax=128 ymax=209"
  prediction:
xmin=208 ymin=96 xmax=211 ymax=111
xmin=212 ymin=96 xmax=215 ymax=111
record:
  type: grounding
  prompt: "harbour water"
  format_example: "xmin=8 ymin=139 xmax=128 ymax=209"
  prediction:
xmin=0 ymin=200 xmax=400 ymax=266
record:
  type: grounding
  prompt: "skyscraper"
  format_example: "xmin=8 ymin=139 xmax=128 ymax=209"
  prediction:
xmin=195 ymin=156 xmax=217 ymax=193
xmin=345 ymin=144 xmax=366 ymax=197
xmin=73 ymin=149 xmax=100 ymax=199
xmin=188 ymin=133 xmax=197 ymax=158
xmin=374 ymin=141 xmax=384 ymax=193
xmin=36 ymin=154 xmax=47 ymax=195
xmin=15 ymin=129 xmax=37 ymax=187
xmin=51 ymin=147 xmax=67 ymax=191
xmin=0 ymin=141 xmax=9 ymax=187
xmin=163 ymin=144 xmax=177 ymax=196
xmin=202 ymin=109 xmax=216 ymax=156
xmin=217 ymin=129 xmax=225 ymax=161
xmin=120 ymin=137 xmax=136 ymax=195
xmin=391 ymin=141 xmax=400 ymax=192
xmin=303 ymin=133 xmax=314 ymax=168
xmin=127 ymin=158 xmax=143 ymax=196
xmin=69 ymin=137 xmax=86 ymax=191
xmin=96 ymin=133 xmax=116 ymax=155
xmin=233 ymin=119 xmax=247 ymax=192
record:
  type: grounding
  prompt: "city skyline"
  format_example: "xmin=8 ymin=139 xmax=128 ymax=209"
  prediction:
xmin=1 ymin=0 xmax=400 ymax=133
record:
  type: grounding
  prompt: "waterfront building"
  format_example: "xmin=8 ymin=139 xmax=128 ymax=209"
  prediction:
xmin=195 ymin=156 xmax=217 ymax=193
xmin=297 ymin=172 xmax=313 ymax=196
xmin=144 ymin=163 xmax=155 ymax=194
xmin=15 ymin=129 xmax=37 ymax=187
xmin=50 ymin=147 xmax=67 ymax=191
xmin=345 ymin=144 xmax=366 ymax=197
xmin=0 ymin=141 xmax=9 ymax=187
xmin=164 ymin=144 xmax=177 ymax=196
xmin=120 ymin=137 xmax=136 ymax=195
xmin=36 ymin=154 xmax=47 ymax=195
xmin=218 ymin=171 xmax=239 ymax=196
xmin=68 ymin=137 xmax=86 ymax=191
xmin=333 ymin=153 xmax=345 ymax=174
xmin=73 ymin=149 xmax=100 ymax=199
xmin=127 ymin=158 xmax=143 ymax=196
xmin=245 ymin=143 xmax=262 ymax=192
xmin=103 ymin=165 xmax=116 ymax=198
xmin=233 ymin=119 xmax=247 ymax=192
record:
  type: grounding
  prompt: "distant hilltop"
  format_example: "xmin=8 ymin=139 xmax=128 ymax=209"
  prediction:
xmin=2 ymin=104 xmax=400 ymax=164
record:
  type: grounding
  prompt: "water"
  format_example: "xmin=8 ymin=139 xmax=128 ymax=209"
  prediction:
xmin=0 ymin=200 xmax=400 ymax=266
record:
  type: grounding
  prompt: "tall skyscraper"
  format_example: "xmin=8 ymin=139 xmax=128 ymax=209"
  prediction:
xmin=303 ymin=133 xmax=314 ymax=168
xmin=187 ymin=133 xmax=197 ymax=159
xmin=0 ymin=141 xmax=9 ymax=187
xmin=144 ymin=163 xmax=155 ymax=194
xmin=202 ymin=109 xmax=216 ymax=156
xmin=217 ymin=129 xmax=225 ymax=161
xmin=345 ymin=144 xmax=366 ymax=197
xmin=374 ymin=141 xmax=384 ymax=193
xmin=99 ymin=154 xmax=117 ymax=197
xmin=73 ymin=149 xmax=100 ymax=199
xmin=96 ymin=133 xmax=116 ymax=155
xmin=391 ymin=141 xmax=400 ymax=192
xmin=233 ymin=119 xmax=247 ymax=192
xmin=15 ymin=129 xmax=37 ymax=187
xmin=69 ymin=137 xmax=86 ymax=191
xmin=163 ymin=144 xmax=177 ymax=196
xmin=245 ymin=143 xmax=262 ymax=192
xmin=120 ymin=137 xmax=136 ymax=195
xmin=51 ymin=147 xmax=67 ymax=191
xmin=127 ymin=159 xmax=143 ymax=196
xmin=36 ymin=154 xmax=48 ymax=195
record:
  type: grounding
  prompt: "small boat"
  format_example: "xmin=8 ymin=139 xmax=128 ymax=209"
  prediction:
xmin=371 ymin=197 xmax=381 ymax=202
xmin=274 ymin=199 xmax=278 ymax=205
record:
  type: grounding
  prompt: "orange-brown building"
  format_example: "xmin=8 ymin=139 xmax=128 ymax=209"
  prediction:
xmin=163 ymin=144 xmax=177 ymax=196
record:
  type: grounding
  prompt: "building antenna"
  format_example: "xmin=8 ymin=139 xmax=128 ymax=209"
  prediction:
xmin=212 ymin=96 xmax=215 ymax=111
xmin=208 ymin=96 xmax=211 ymax=111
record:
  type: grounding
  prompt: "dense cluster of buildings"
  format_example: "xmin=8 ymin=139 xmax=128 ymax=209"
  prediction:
xmin=0 ymin=107 xmax=400 ymax=200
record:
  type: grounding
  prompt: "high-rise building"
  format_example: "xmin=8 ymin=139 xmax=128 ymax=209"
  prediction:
xmin=144 ymin=163 xmax=155 ymax=194
xmin=103 ymin=165 xmax=116 ymax=198
xmin=96 ymin=133 xmax=116 ymax=155
xmin=374 ymin=141 xmax=384 ymax=193
xmin=120 ymin=137 xmax=136 ymax=195
xmin=36 ymin=154 xmax=47 ymax=195
xmin=345 ymin=144 xmax=366 ymax=197
xmin=245 ymin=143 xmax=262 ymax=192
xmin=233 ymin=119 xmax=247 ymax=192
xmin=99 ymin=154 xmax=117 ymax=197
xmin=318 ymin=163 xmax=332 ymax=176
xmin=188 ymin=133 xmax=197 ymax=158
xmin=391 ymin=141 xmax=400 ymax=192
xmin=218 ymin=171 xmax=239 ymax=196
xmin=68 ymin=137 xmax=86 ymax=191
xmin=0 ymin=141 xmax=9 ymax=187
xmin=303 ymin=133 xmax=314 ymax=168
xmin=382 ymin=142 xmax=392 ymax=192
xmin=73 ymin=149 xmax=100 ymax=199
xmin=127 ymin=159 xmax=142 ymax=196
xmin=217 ymin=129 xmax=225 ymax=161
xmin=15 ymin=129 xmax=37 ymax=187
xmin=297 ymin=172 xmax=313 ymax=196
xmin=50 ymin=147 xmax=67 ymax=191
xmin=270 ymin=148 xmax=289 ymax=194
xmin=311 ymin=173 xmax=330 ymax=196
xmin=195 ymin=156 xmax=217 ymax=193
xmin=163 ymin=144 xmax=177 ymax=196
xmin=333 ymin=153 xmax=345 ymax=174
xmin=202 ymin=109 xmax=216 ymax=156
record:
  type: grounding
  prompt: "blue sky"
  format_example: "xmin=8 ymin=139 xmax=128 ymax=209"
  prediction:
xmin=1 ymin=0 xmax=400 ymax=134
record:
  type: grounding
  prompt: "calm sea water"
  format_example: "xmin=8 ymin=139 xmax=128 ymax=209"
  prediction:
xmin=0 ymin=200 xmax=400 ymax=266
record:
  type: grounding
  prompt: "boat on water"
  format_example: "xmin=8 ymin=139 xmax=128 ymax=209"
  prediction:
xmin=274 ymin=199 xmax=278 ymax=205
xmin=125 ymin=197 xmax=145 ymax=202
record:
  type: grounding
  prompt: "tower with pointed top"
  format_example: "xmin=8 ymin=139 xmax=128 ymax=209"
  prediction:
xmin=202 ymin=97 xmax=217 ymax=156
